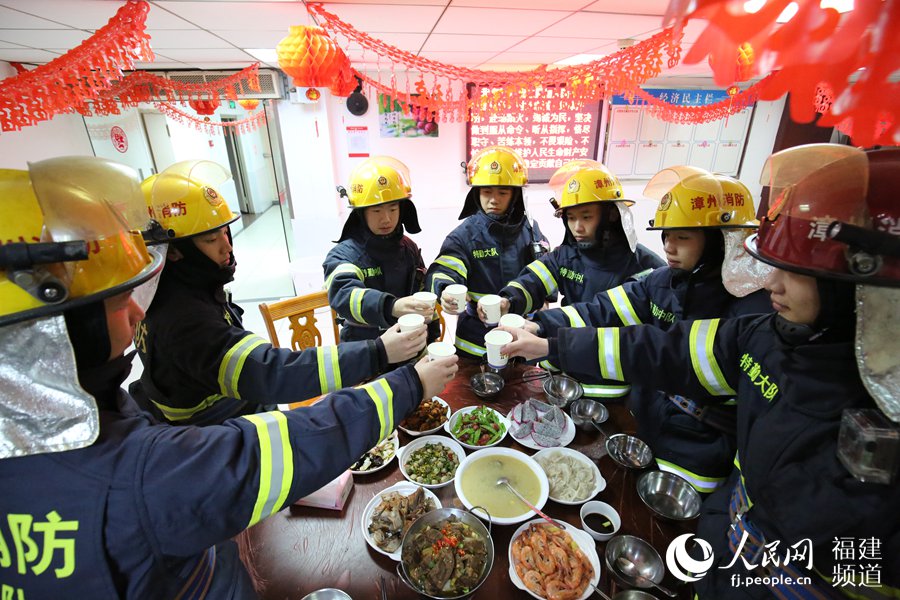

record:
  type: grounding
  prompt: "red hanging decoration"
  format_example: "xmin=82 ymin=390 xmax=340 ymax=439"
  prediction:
xmin=156 ymin=102 xmax=267 ymax=135
xmin=276 ymin=25 xmax=352 ymax=88
xmin=305 ymin=88 xmax=322 ymax=102
xmin=188 ymin=98 xmax=220 ymax=116
xmin=237 ymin=99 xmax=260 ymax=111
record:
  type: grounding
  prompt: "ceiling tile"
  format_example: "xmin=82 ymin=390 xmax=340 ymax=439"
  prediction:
xmin=157 ymin=2 xmax=309 ymax=30
xmin=0 ymin=5 xmax=70 ymax=29
xmin=178 ymin=61 xmax=270 ymax=70
xmin=487 ymin=51 xmax=575 ymax=65
xmin=583 ymin=0 xmax=669 ymax=16
xmin=539 ymin=12 xmax=661 ymax=38
xmin=451 ymin=0 xmax=589 ymax=9
xmin=0 ymin=48 xmax=61 ymax=63
xmin=155 ymin=48 xmax=257 ymax=62
xmin=341 ymin=32 xmax=429 ymax=55
xmin=318 ymin=4 xmax=447 ymax=34
xmin=147 ymin=29 xmax=234 ymax=49
xmin=416 ymin=50 xmax=504 ymax=65
xmin=0 ymin=39 xmax=25 ymax=49
xmin=510 ymin=35 xmax=615 ymax=54
xmin=132 ymin=61 xmax=186 ymax=70
xmin=421 ymin=34 xmax=524 ymax=53
xmin=433 ymin=7 xmax=572 ymax=36
xmin=0 ymin=28 xmax=90 ymax=48
xmin=320 ymin=0 xmax=447 ymax=4
xmin=210 ymin=29 xmax=286 ymax=48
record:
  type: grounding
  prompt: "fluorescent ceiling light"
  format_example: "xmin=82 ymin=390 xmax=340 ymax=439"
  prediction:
xmin=554 ymin=53 xmax=606 ymax=66
xmin=244 ymin=48 xmax=278 ymax=62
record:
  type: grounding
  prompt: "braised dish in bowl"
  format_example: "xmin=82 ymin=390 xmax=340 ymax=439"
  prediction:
xmin=399 ymin=508 xmax=494 ymax=599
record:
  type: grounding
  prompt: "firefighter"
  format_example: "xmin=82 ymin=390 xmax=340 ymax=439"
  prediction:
xmin=0 ymin=156 xmax=458 ymax=598
xmin=323 ymin=156 xmax=439 ymax=344
xmin=524 ymin=166 xmax=771 ymax=487
xmin=502 ymin=144 xmax=900 ymax=597
xmin=135 ymin=160 xmax=426 ymax=424
xmin=425 ymin=146 xmax=548 ymax=358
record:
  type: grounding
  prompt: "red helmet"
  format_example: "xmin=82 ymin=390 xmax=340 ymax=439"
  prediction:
xmin=746 ymin=144 xmax=900 ymax=288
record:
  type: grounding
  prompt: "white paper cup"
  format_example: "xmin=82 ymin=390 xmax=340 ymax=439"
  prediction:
xmin=427 ymin=341 xmax=456 ymax=361
xmin=480 ymin=294 xmax=502 ymax=325
xmin=444 ymin=284 xmax=467 ymax=308
xmin=484 ymin=329 xmax=513 ymax=369
xmin=499 ymin=313 xmax=526 ymax=329
xmin=413 ymin=291 xmax=437 ymax=310
xmin=398 ymin=313 xmax=425 ymax=333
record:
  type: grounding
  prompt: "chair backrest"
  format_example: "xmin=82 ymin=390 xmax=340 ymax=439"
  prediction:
xmin=435 ymin=303 xmax=446 ymax=342
xmin=258 ymin=290 xmax=340 ymax=350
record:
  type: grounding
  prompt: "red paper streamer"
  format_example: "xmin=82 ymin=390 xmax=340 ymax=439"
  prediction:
xmin=155 ymin=102 xmax=267 ymax=136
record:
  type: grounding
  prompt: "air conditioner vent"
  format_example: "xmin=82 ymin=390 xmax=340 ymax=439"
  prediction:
xmin=163 ymin=69 xmax=284 ymax=99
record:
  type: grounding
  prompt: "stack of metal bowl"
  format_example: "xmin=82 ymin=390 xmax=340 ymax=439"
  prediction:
xmin=469 ymin=371 xmax=504 ymax=399
xmin=569 ymin=398 xmax=609 ymax=431
xmin=542 ymin=374 xmax=583 ymax=409
xmin=604 ymin=535 xmax=665 ymax=589
xmin=636 ymin=470 xmax=701 ymax=521
xmin=605 ymin=434 xmax=654 ymax=469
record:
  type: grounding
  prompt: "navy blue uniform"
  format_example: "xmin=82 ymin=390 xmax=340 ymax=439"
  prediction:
xmin=535 ymin=266 xmax=769 ymax=488
xmin=0 ymin=366 xmax=422 ymax=599
xmin=425 ymin=211 xmax=546 ymax=357
xmin=323 ymin=232 xmax=439 ymax=343
xmin=499 ymin=239 xmax=662 ymax=313
xmin=135 ymin=273 xmax=386 ymax=424
xmin=546 ymin=316 xmax=900 ymax=598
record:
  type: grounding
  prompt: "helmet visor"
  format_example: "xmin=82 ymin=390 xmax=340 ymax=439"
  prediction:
xmin=644 ymin=165 xmax=722 ymax=202
xmin=549 ymin=160 xmax=605 ymax=196
xmin=29 ymin=157 xmax=149 ymax=242
xmin=760 ymin=144 xmax=868 ymax=227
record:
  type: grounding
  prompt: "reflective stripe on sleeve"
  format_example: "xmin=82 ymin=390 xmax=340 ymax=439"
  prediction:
xmin=526 ymin=260 xmax=558 ymax=296
xmin=430 ymin=272 xmax=455 ymax=295
xmin=152 ymin=394 xmax=225 ymax=422
xmin=349 ymin=288 xmax=367 ymax=324
xmin=454 ymin=335 xmax=485 ymax=357
xmin=656 ymin=459 xmax=726 ymax=493
xmin=242 ymin=411 xmax=294 ymax=527
xmin=361 ymin=378 xmax=394 ymax=441
xmin=596 ymin=327 xmax=624 ymax=381
xmin=689 ymin=319 xmax=736 ymax=396
xmin=218 ymin=334 xmax=268 ymax=399
xmin=508 ymin=281 xmax=533 ymax=314
xmin=316 ymin=346 xmax=342 ymax=392
xmin=538 ymin=360 xmax=561 ymax=372
xmin=561 ymin=306 xmax=586 ymax=328
xmin=435 ymin=255 xmax=468 ymax=279
xmin=581 ymin=383 xmax=631 ymax=398
xmin=325 ymin=263 xmax=364 ymax=289
xmin=606 ymin=285 xmax=642 ymax=326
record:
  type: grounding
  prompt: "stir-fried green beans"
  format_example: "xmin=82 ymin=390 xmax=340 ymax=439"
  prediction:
xmin=451 ymin=406 xmax=506 ymax=446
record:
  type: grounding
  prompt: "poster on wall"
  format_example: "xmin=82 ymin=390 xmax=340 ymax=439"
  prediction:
xmin=605 ymin=88 xmax=754 ymax=179
xmin=346 ymin=126 xmax=370 ymax=158
xmin=378 ymin=94 xmax=439 ymax=138
xmin=465 ymin=84 xmax=602 ymax=184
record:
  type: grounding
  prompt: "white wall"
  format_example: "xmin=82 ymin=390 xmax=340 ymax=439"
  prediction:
xmin=83 ymin=109 xmax=155 ymax=179
xmin=0 ymin=114 xmax=93 ymax=168
xmin=739 ymin=97 xmax=787 ymax=203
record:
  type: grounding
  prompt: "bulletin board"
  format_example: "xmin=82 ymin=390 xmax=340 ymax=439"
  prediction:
xmin=604 ymin=89 xmax=753 ymax=179
xmin=466 ymin=85 xmax=603 ymax=183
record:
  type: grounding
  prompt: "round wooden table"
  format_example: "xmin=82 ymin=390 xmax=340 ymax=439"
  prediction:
xmin=247 ymin=358 xmax=695 ymax=599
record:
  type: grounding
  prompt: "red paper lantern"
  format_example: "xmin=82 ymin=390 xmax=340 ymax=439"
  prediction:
xmin=189 ymin=98 xmax=220 ymax=116
xmin=277 ymin=25 xmax=351 ymax=88
xmin=237 ymin=99 xmax=260 ymax=111
xmin=727 ymin=85 xmax=739 ymax=96
xmin=709 ymin=43 xmax=755 ymax=86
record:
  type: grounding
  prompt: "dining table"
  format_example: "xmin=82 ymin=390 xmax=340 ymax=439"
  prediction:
xmin=246 ymin=358 xmax=697 ymax=600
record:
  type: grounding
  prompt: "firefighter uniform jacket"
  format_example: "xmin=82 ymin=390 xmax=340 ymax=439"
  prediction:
xmin=0 ymin=365 xmax=422 ymax=599
xmin=135 ymin=274 xmax=386 ymax=424
xmin=323 ymin=232 xmax=439 ymax=343
xmin=498 ymin=239 xmax=663 ymax=314
xmin=534 ymin=267 xmax=769 ymax=487
xmin=546 ymin=316 xmax=900 ymax=598
xmin=425 ymin=210 xmax=547 ymax=357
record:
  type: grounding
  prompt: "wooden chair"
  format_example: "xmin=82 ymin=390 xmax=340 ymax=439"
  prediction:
xmin=435 ymin=303 xmax=446 ymax=342
xmin=258 ymin=290 xmax=340 ymax=351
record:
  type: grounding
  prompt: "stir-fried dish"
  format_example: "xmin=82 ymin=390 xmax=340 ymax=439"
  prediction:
xmin=351 ymin=434 xmax=397 ymax=472
xmin=511 ymin=523 xmax=594 ymax=600
xmin=400 ymin=398 xmax=449 ymax=432
xmin=402 ymin=516 xmax=489 ymax=597
xmin=451 ymin=406 xmax=506 ymax=446
xmin=368 ymin=487 xmax=437 ymax=553
xmin=405 ymin=442 xmax=459 ymax=485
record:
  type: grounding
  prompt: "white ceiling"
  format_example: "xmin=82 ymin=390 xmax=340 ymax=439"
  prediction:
xmin=0 ymin=0 xmax=715 ymax=83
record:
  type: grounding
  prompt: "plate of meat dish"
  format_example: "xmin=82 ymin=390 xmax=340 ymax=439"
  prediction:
xmin=361 ymin=482 xmax=441 ymax=560
xmin=399 ymin=396 xmax=451 ymax=436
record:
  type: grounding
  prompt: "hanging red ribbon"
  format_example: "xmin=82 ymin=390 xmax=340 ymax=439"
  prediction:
xmin=155 ymin=102 xmax=267 ymax=135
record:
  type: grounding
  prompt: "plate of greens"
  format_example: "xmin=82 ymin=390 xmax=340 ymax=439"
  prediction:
xmin=445 ymin=405 xmax=510 ymax=450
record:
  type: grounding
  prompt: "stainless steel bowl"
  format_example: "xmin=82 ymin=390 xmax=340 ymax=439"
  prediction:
xmin=604 ymin=535 xmax=665 ymax=588
xmin=612 ymin=590 xmax=658 ymax=600
xmin=570 ymin=398 xmax=609 ymax=431
xmin=470 ymin=372 xmax=504 ymax=399
xmin=542 ymin=374 xmax=583 ymax=408
xmin=398 ymin=507 xmax=494 ymax=599
xmin=605 ymin=434 xmax=653 ymax=469
xmin=300 ymin=589 xmax=352 ymax=600
xmin=636 ymin=470 xmax=701 ymax=521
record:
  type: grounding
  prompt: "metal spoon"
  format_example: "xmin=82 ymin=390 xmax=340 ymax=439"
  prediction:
xmin=496 ymin=477 xmax=565 ymax=529
xmin=616 ymin=557 xmax=677 ymax=597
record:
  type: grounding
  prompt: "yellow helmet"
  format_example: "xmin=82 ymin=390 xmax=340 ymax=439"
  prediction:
xmin=142 ymin=160 xmax=239 ymax=242
xmin=467 ymin=146 xmax=528 ymax=187
xmin=550 ymin=160 xmax=631 ymax=210
xmin=0 ymin=157 xmax=163 ymax=327
xmin=644 ymin=165 xmax=736 ymax=229
xmin=715 ymin=174 xmax=758 ymax=228
xmin=347 ymin=156 xmax=412 ymax=208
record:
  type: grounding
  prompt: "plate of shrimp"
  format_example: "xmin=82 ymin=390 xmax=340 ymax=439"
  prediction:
xmin=508 ymin=519 xmax=601 ymax=600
